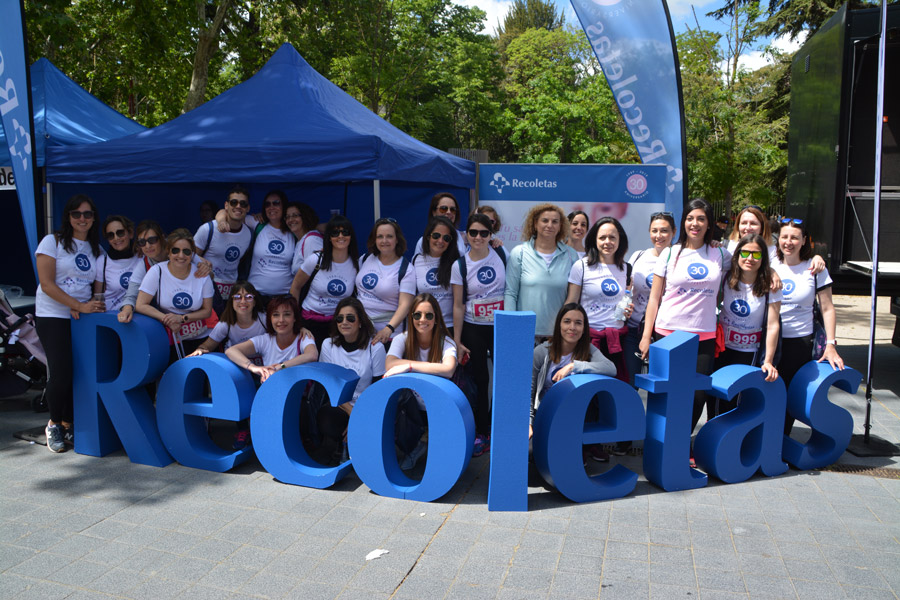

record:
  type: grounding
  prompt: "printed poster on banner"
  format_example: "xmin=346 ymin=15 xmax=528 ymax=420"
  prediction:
xmin=0 ymin=167 xmax=14 ymax=190
xmin=477 ymin=163 xmax=666 ymax=252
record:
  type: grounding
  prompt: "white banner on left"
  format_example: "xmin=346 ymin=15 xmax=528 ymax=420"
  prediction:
xmin=0 ymin=167 xmax=15 ymax=190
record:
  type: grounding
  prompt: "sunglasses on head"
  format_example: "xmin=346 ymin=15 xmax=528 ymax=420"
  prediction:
xmin=650 ymin=211 xmax=673 ymax=220
xmin=136 ymin=236 xmax=160 ymax=246
xmin=437 ymin=205 xmax=457 ymax=214
xmin=232 ymin=293 xmax=254 ymax=301
xmin=106 ymin=229 xmax=127 ymax=240
xmin=70 ymin=210 xmax=94 ymax=220
xmin=467 ymin=228 xmax=491 ymax=238
xmin=170 ymin=247 xmax=193 ymax=256
xmin=228 ymin=198 xmax=250 ymax=208
xmin=742 ymin=205 xmax=763 ymax=212
xmin=376 ymin=217 xmax=398 ymax=225
xmin=334 ymin=313 xmax=357 ymax=324
xmin=330 ymin=228 xmax=351 ymax=238
xmin=263 ymin=198 xmax=282 ymax=207
xmin=781 ymin=218 xmax=804 ymax=227
xmin=739 ymin=250 xmax=762 ymax=260
xmin=413 ymin=311 xmax=435 ymax=321
xmin=430 ymin=232 xmax=452 ymax=243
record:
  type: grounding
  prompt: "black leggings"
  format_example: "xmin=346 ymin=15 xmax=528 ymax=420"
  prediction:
xmin=778 ymin=335 xmax=814 ymax=435
xmin=691 ymin=338 xmax=717 ymax=433
xmin=35 ymin=317 xmax=74 ymax=424
xmin=461 ymin=322 xmax=494 ymax=436
xmin=712 ymin=348 xmax=755 ymax=417
xmin=317 ymin=405 xmax=350 ymax=455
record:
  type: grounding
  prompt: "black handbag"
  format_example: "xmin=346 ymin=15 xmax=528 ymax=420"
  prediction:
xmin=811 ymin=272 xmax=827 ymax=360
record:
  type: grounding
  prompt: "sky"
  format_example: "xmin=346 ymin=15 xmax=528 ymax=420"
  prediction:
xmin=452 ymin=0 xmax=807 ymax=73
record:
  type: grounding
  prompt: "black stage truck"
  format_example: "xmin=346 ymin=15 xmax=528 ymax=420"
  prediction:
xmin=786 ymin=2 xmax=900 ymax=346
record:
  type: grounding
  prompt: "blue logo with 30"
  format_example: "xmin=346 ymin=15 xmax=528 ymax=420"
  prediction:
xmin=477 ymin=266 xmax=496 ymax=284
xmin=327 ymin=280 xmax=347 ymax=296
xmin=120 ymin=272 xmax=132 ymax=289
xmin=426 ymin=268 xmax=438 ymax=286
xmin=687 ymin=263 xmax=709 ymax=280
xmin=600 ymin=278 xmax=620 ymax=297
xmin=730 ymin=299 xmax=750 ymax=317
xmin=225 ymin=246 xmax=241 ymax=262
xmin=172 ymin=292 xmax=193 ymax=309
xmin=361 ymin=273 xmax=378 ymax=290
xmin=74 ymin=254 xmax=91 ymax=272
xmin=783 ymin=279 xmax=795 ymax=295
xmin=645 ymin=273 xmax=654 ymax=288
xmin=268 ymin=240 xmax=285 ymax=255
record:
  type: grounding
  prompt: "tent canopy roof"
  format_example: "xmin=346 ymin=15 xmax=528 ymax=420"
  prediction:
xmin=46 ymin=44 xmax=475 ymax=188
xmin=0 ymin=58 xmax=146 ymax=168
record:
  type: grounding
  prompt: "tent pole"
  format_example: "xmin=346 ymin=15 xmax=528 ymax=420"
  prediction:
xmin=373 ymin=180 xmax=381 ymax=220
xmin=45 ymin=180 xmax=53 ymax=236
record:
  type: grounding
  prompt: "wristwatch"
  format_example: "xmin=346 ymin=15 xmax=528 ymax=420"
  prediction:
xmin=826 ymin=339 xmax=837 ymax=346
xmin=182 ymin=314 xmax=188 ymax=323
xmin=280 ymin=363 xmax=287 ymax=370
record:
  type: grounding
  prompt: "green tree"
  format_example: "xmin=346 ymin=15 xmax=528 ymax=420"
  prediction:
xmin=709 ymin=0 xmax=877 ymax=40
xmin=496 ymin=0 xmax=564 ymax=54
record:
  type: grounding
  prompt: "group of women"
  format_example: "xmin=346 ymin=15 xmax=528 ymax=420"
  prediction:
xmin=35 ymin=191 xmax=845 ymax=474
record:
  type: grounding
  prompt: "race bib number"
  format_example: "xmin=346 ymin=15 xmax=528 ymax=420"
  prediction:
xmin=215 ymin=281 xmax=234 ymax=300
xmin=174 ymin=318 xmax=208 ymax=341
xmin=726 ymin=326 xmax=761 ymax=349
xmin=470 ymin=296 xmax=503 ymax=323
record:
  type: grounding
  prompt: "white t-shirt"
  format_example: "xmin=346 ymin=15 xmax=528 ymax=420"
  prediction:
xmin=653 ymin=244 xmax=730 ymax=333
xmin=721 ymin=284 xmax=782 ymax=352
xmin=35 ymin=235 xmax=102 ymax=318
xmin=450 ymin=249 xmax=507 ymax=324
xmin=413 ymin=253 xmax=453 ymax=327
xmin=100 ymin=254 xmax=142 ymax=313
xmin=726 ymin=239 xmax=778 ymax=264
xmin=355 ymin=254 xmax=416 ymax=330
xmin=251 ymin=333 xmax=316 ymax=366
xmin=320 ymin=338 xmax=387 ymax=405
xmin=209 ymin=314 xmax=267 ymax=349
xmin=414 ymin=232 xmax=467 ymax=258
xmin=387 ymin=332 xmax=457 ymax=378
xmin=627 ymin=248 xmax=660 ymax=328
xmin=248 ymin=224 xmax=297 ymax=295
xmin=138 ymin=262 xmax=215 ymax=340
xmin=300 ymin=253 xmax=357 ymax=315
xmin=774 ymin=262 xmax=832 ymax=338
xmin=292 ymin=231 xmax=325 ymax=274
xmin=568 ymin=258 xmax=628 ymax=330
xmin=194 ymin=222 xmax=252 ymax=286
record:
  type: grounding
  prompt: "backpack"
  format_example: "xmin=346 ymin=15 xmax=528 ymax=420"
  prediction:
xmin=361 ymin=252 xmax=411 ymax=287
xmin=236 ymin=222 xmax=267 ymax=281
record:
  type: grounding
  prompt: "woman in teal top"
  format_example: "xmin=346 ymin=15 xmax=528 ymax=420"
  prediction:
xmin=504 ymin=203 xmax=578 ymax=338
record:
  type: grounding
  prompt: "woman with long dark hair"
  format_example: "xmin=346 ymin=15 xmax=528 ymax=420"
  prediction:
xmin=246 ymin=190 xmax=297 ymax=301
xmin=34 ymin=194 xmax=105 ymax=452
xmin=639 ymin=199 xmax=730 ymax=464
xmin=316 ymin=297 xmax=386 ymax=464
xmin=290 ymin=215 xmax=359 ymax=348
xmin=413 ymin=192 xmax=468 ymax=256
xmin=413 ymin=216 xmax=460 ymax=328
xmin=99 ymin=215 xmax=141 ymax=313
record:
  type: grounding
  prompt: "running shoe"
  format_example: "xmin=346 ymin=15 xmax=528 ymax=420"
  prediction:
xmin=232 ymin=429 xmax=251 ymax=450
xmin=45 ymin=423 xmax=66 ymax=453
xmin=472 ymin=434 xmax=491 ymax=457
xmin=401 ymin=440 xmax=428 ymax=470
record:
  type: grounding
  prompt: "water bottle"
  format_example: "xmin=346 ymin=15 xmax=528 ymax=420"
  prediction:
xmin=614 ymin=289 xmax=633 ymax=325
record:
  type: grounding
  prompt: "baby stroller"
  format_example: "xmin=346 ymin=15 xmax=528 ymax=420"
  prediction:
xmin=0 ymin=286 xmax=47 ymax=411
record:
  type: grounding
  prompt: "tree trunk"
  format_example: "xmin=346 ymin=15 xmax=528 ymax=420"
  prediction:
xmin=182 ymin=0 xmax=233 ymax=114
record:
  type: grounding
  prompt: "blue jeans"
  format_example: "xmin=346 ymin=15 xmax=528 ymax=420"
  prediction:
xmin=623 ymin=325 xmax=643 ymax=386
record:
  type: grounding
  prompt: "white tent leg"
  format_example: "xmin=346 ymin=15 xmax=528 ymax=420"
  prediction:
xmin=373 ymin=180 xmax=381 ymax=221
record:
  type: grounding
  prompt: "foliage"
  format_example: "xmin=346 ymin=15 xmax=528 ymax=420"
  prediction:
xmin=495 ymin=0 xmax=564 ymax=55
xmin=709 ymin=0 xmax=877 ymax=40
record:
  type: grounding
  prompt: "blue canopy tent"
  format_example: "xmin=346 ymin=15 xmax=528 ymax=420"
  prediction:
xmin=45 ymin=44 xmax=476 ymax=244
xmin=1 ymin=59 xmax=145 ymax=292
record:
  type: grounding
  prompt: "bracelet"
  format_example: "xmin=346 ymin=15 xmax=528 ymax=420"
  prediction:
xmin=246 ymin=361 xmax=253 ymax=369
xmin=385 ymin=323 xmax=395 ymax=333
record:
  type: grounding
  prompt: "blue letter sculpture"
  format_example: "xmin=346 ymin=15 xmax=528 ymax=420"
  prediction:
xmin=156 ymin=354 xmax=257 ymax=472
xmin=488 ymin=310 xmax=536 ymax=511
xmin=533 ymin=375 xmax=645 ymax=502
xmin=349 ymin=374 xmax=475 ymax=502
xmin=635 ymin=331 xmax=710 ymax=491
xmin=72 ymin=314 xmax=172 ymax=466
xmin=783 ymin=362 xmax=861 ymax=470
xmin=251 ymin=363 xmax=359 ymax=487
xmin=693 ymin=365 xmax=788 ymax=482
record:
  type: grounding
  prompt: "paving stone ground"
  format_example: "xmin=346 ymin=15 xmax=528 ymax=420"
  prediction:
xmin=1 ymin=296 xmax=898 ymax=599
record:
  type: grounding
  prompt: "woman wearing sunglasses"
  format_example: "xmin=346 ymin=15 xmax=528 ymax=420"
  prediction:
xmin=413 ymin=217 xmax=460 ymax=328
xmin=452 ymin=213 xmax=506 ymax=457
xmin=774 ymin=218 xmax=844 ymax=435
xmin=290 ymin=216 xmax=359 ymax=348
xmin=243 ymin=190 xmax=297 ymax=303
xmin=35 ymin=194 xmax=105 ymax=452
xmin=385 ymin=293 xmax=458 ymax=470
xmin=727 ymin=206 xmax=825 ymax=275
xmin=506 ymin=203 xmax=577 ymax=340
xmin=714 ymin=235 xmax=782 ymax=416
xmin=118 ymin=220 xmax=166 ymax=324
xmin=99 ymin=215 xmax=141 ymax=313
xmin=413 ymin=192 xmax=468 ymax=256
xmin=316 ymin=298 xmax=386 ymax=465
xmin=623 ymin=211 xmax=676 ymax=385
xmin=188 ymin=281 xmax=267 ymax=357
xmin=357 ymin=218 xmax=416 ymax=345
xmin=136 ymin=229 xmax=215 ymax=362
